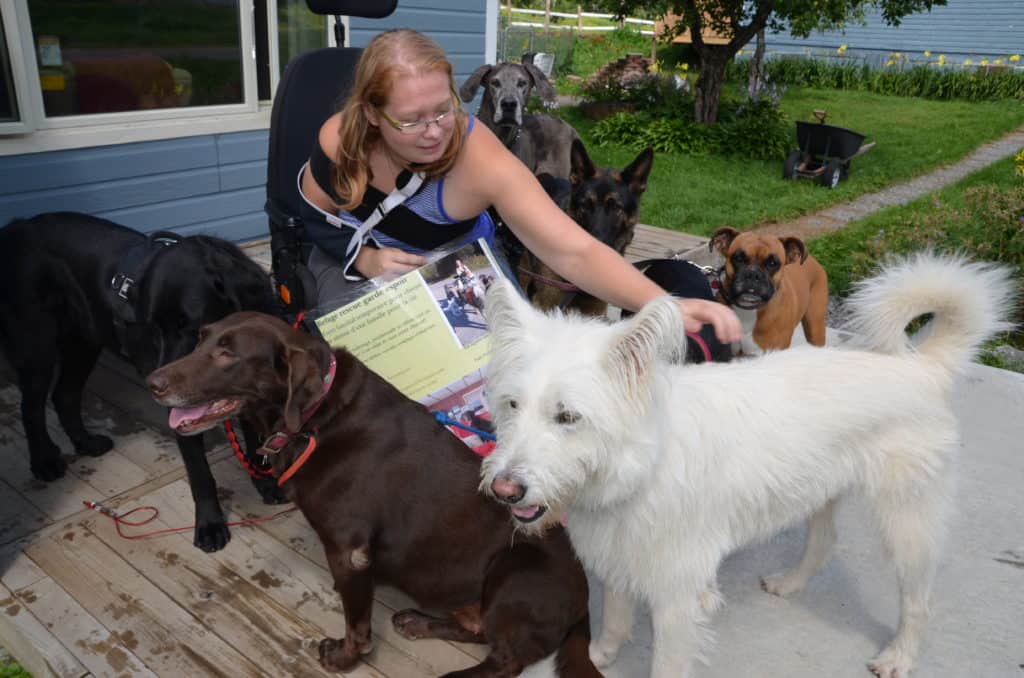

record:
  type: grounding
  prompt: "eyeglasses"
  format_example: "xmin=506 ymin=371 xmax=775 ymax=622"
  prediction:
xmin=377 ymin=104 xmax=456 ymax=135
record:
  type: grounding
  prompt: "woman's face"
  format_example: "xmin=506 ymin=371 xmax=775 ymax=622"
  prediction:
xmin=370 ymin=70 xmax=456 ymax=166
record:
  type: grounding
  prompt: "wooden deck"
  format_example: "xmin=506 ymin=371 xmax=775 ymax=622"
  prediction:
xmin=0 ymin=225 xmax=706 ymax=677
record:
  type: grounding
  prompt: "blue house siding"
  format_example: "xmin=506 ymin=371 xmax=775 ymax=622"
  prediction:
xmin=0 ymin=2 xmax=488 ymax=244
xmin=352 ymin=1 xmax=490 ymax=83
xmin=765 ymin=0 xmax=1023 ymax=63
xmin=0 ymin=131 xmax=271 ymax=242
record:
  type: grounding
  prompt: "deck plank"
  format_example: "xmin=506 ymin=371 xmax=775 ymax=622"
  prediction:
xmin=0 ymin=432 xmax=99 ymax=523
xmin=26 ymin=524 xmax=267 ymax=677
xmin=0 ymin=579 xmax=87 ymax=678
xmin=79 ymin=491 xmax=349 ymax=678
xmin=8 ymin=575 xmax=153 ymax=678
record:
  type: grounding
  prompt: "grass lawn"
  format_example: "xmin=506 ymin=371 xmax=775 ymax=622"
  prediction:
xmin=559 ymin=87 xmax=1024 ymax=236
xmin=808 ymin=155 xmax=1023 ymax=368
xmin=809 ymin=154 xmax=1023 ymax=295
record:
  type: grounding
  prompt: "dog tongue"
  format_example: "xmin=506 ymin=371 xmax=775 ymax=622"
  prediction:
xmin=168 ymin=404 xmax=213 ymax=430
xmin=512 ymin=505 xmax=541 ymax=520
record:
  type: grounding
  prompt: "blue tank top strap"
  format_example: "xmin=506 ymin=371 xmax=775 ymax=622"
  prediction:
xmin=434 ymin=114 xmax=477 ymax=224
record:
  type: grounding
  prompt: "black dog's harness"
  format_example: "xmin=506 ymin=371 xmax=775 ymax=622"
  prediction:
xmin=108 ymin=231 xmax=182 ymax=355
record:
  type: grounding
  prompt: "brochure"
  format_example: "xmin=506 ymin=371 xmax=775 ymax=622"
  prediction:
xmin=314 ymin=238 xmax=500 ymax=453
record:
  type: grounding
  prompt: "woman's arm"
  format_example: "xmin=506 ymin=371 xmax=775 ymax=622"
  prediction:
xmin=452 ymin=122 xmax=741 ymax=342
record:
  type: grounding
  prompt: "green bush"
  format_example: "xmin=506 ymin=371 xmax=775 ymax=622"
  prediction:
xmin=727 ymin=57 xmax=1024 ymax=102
xmin=590 ymin=103 xmax=790 ymax=161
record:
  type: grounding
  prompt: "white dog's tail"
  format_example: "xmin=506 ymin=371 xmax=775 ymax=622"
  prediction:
xmin=842 ymin=252 xmax=1017 ymax=373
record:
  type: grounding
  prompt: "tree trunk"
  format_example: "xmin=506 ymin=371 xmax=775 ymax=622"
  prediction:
xmin=694 ymin=47 xmax=730 ymax=124
xmin=747 ymin=29 xmax=766 ymax=98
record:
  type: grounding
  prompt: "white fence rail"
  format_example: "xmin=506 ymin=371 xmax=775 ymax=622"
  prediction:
xmin=506 ymin=5 xmax=655 ymax=34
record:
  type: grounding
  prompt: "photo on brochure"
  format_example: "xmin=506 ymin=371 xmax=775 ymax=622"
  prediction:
xmin=314 ymin=238 xmax=503 ymax=451
xmin=418 ymin=239 xmax=498 ymax=349
xmin=420 ymin=367 xmax=495 ymax=456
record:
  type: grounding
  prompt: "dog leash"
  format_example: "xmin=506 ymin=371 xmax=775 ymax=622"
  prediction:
xmin=516 ymin=266 xmax=580 ymax=292
xmin=83 ymin=500 xmax=297 ymax=541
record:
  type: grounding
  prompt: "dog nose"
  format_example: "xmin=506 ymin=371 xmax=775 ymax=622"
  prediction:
xmin=500 ymin=98 xmax=517 ymax=113
xmin=491 ymin=475 xmax=526 ymax=504
xmin=146 ymin=372 xmax=169 ymax=397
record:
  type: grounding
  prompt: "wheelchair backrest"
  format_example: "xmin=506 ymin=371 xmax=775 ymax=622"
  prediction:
xmin=264 ymin=1 xmax=396 ymax=314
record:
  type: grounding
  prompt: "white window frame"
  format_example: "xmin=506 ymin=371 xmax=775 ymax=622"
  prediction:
xmin=0 ymin=0 xmax=37 ymax=135
xmin=0 ymin=0 xmax=332 ymax=156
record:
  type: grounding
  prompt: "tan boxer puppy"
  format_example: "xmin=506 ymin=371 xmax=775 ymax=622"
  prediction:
xmin=710 ymin=227 xmax=828 ymax=355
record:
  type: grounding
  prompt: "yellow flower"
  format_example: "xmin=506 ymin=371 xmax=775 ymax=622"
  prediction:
xmin=994 ymin=58 xmax=1004 ymax=65
xmin=964 ymin=59 xmax=972 ymax=66
xmin=737 ymin=49 xmax=744 ymax=56
xmin=679 ymin=63 xmax=689 ymax=71
xmin=885 ymin=60 xmax=896 ymax=66
xmin=938 ymin=54 xmax=946 ymax=64
xmin=1011 ymin=54 xmax=1021 ymax=62
xmin=923 ymin=50 xmax=931 ymax=57
xmin=837 ymin=44 xmax=848 ymax=54
xmin=981 ymin=59 xmax=989 ymax=66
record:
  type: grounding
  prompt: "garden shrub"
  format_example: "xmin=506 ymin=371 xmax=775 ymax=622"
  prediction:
xmin=588 ymin=88 xmax=790 ymax=161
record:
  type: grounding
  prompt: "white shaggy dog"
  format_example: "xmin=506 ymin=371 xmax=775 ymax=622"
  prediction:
xmin=480 ymin=253 xmax=1016 ymax=678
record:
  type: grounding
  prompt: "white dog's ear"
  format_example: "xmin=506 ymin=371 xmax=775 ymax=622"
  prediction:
xmin=608 ymin=296 xmax=685 ymax=393
xmin=484 ymin=278 xmax=532 ymax=345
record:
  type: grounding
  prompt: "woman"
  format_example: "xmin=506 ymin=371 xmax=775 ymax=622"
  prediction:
xmin=298 ymin=29 xmax=740 ymax=343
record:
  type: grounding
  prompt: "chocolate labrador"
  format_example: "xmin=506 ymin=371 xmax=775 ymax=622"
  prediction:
xmin=147 ymin=312 xmax=600 ymax=677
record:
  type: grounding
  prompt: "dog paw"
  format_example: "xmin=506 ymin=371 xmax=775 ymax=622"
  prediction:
xmin=760 ymin=573 xmax=802 ymax=597
xmin=319 ymin=636 xmax=369 ymax=672
xmin=867 ymin=647 xmax=914 ymax=678
xmin=392 ymin=609 xmax=429 ymax=640
xmin=74 ymin=433 xmax=114 ymax=457
xmin=31 ymin=454 xmax=67 ymax=482
xmin=193 ymin=522 xmax=231 ymax=552
xmin=252 ymin=476 xmax=288 ymax=505
xmin=588 ymin=641 xmax=618 ymax=668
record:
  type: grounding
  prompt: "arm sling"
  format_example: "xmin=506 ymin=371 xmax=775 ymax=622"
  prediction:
xmin=297 ymin=162 xmax=426 ymax=281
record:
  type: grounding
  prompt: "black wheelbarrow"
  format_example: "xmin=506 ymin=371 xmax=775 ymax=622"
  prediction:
xmin=783 ymin=120 xmax=875 ymax=188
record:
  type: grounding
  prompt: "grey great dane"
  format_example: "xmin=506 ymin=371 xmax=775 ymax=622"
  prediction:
xmin=460 ymin=60 xmax=579 ymax=178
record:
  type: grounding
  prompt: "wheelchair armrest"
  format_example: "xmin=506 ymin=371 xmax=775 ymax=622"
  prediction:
xmin=265 ymin=198 xmax=303 ymax=230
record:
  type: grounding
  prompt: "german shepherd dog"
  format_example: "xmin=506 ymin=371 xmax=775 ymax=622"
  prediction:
xmin=0 ymin=212 xmax=280 ymax=552
xmin=518 ymin=138 xmax=654 ymax=316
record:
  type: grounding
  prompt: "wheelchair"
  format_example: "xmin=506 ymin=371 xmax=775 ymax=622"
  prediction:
xmin=264 ymin=0 xmax=397 ymax=318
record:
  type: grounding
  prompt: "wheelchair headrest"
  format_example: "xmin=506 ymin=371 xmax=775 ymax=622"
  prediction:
xmin=305 ymin=0 xmax=397 ymax=17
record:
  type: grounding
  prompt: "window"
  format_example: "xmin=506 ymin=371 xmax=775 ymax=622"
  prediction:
xmin=1 ymin=0 xmax=333 ymax=153
xmin=0 ymin=15 xmax=18 ymax=123
xmin=28 ymin=0 xmax=247 ymax=117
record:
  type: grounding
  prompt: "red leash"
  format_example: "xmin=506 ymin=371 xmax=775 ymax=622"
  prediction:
xmin=82 ymin=500 xmax=296 ymax=540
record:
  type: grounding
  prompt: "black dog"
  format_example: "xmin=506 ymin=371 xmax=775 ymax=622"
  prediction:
xmin=517 ymin=138 xmax=654 ymax=316
xmin=623 ymin=258 xmax=733 ymax=364
xmin=0 ymin=212 xmax=281 ymax=551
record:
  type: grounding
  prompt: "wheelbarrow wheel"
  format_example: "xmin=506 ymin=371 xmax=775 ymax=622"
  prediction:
xmin=783 ymin=150 xmax=801 ymax=180
xmin=819 ymin=159 xmax=842 ymax=189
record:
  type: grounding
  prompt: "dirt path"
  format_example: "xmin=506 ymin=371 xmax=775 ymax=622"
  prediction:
xmin=750 ymin=123 xmax=1024 ymax=241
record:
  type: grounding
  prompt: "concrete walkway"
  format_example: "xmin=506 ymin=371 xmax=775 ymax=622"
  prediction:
xmin=708 ymin=123 xmax=1024 ymax=243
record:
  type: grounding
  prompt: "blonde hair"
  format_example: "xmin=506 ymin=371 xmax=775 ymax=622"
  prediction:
xmin=332 ymin=29 xmax=465 ymax=211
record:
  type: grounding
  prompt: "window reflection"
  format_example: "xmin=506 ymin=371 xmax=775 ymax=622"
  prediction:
xmin=27 ymin=0 xmax=244 ymax=117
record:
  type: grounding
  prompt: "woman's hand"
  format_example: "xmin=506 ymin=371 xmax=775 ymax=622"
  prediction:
xmin=354 ymin=246 xmax=427 ymax=279
xmin=677 ymin=298 xmax=742 ymax=344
